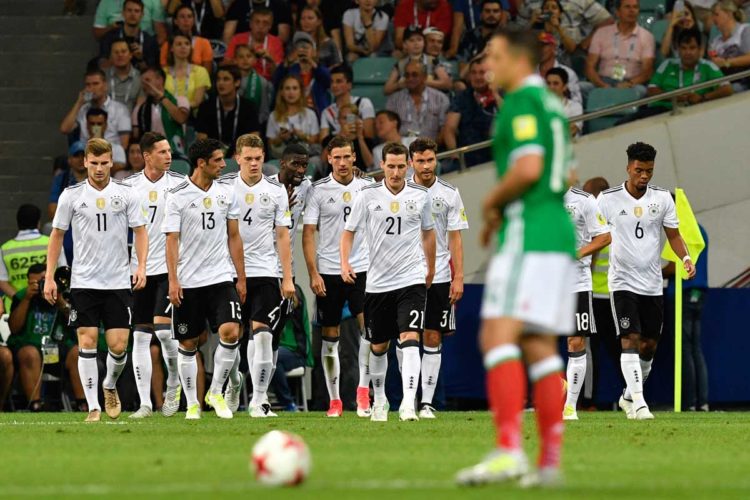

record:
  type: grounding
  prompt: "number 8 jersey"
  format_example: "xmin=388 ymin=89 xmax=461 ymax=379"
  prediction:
xmin=597 ymin=183 xmax=678 ymax=296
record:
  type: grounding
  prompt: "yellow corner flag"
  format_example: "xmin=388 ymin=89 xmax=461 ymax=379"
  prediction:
xmin=662 ymin=188 xmax=705 ymax=413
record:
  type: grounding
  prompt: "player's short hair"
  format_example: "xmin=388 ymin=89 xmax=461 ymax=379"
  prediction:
xmin=583 ymin=176 xmax=610 ymax=197
xmin=140 ymin=132 xmax=167 ymax=153
xmin=492 ymin=27 xmax=542 ymax=67
xmin=216 ymin=64 xmax=242 ymax=82
xmin=677 ymin=27 xmax=702 ymax=47
xmin=409 ymin=137 xmax=438 ymax=157
xmin=86 ymin=138 xmax=113 ymax=158
xmin=16 ymin=204 xmax=41 ymax=230
xmin=382 ymin=142 xmax=409 ymax=162
xmin=85 ymin=107 xmax=108 ymax=120
xmin=330 ymin=66 xmax=353 ymax=83
xmin=84 ymin=68 xmax=106 ymax=81
xmin=235 ymin=133 xmax=264 ymax=153
xmin=188 ymin=138 xmax=224 ymax=170
xmin=282 ymin=143 xmax=309 ymax=158
xmin=326 ymin=135 xmax=354 ymax=154
xmin=626 ymin=142 xmax=657 ymax=163
xmin=376 ymin=110 xmax=401 ymax=130
xmin=27 ymin=263 xmax=46 ymax=276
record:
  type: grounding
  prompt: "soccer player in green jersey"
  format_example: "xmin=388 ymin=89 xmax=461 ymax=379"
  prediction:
xmin=456 ymin=28 xmax=577 ymax=487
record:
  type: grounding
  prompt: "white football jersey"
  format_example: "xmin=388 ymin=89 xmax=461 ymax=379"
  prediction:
xmin=345 ymin=180 xmax=434 ymax=293
xmin=124 ymin=169 xmax=186 ymax=276
xmin=52 ymin=179 xmax=147 ymax=290
xmin=598 ymin=183 xmax=678 ymax=296
xmin=220 ymin=173 xmax=291 ymax=279
xmin=412 ymin=175 xmax=469 ymax=284
xmin=565 ymin=187 xmax=609 ymax=293
xmin=303 ymin=174 xmax=374 ymax=275
xmin=268 ymin=173 xmax=311 ymax=277
xmin=161 ymin=177 xmax=241 ymax=288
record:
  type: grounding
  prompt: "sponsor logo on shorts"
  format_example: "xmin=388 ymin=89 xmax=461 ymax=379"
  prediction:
xmin=620 ymin=317 xmax=631 ymax=330
xmin=177 ymin=323 xmax=188 ymax=335
xmin=69 ymin=309 xmax=78 ymax=323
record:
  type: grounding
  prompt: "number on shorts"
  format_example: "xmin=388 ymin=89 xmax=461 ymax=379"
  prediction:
xmin=408 ymin=309 xmax=423 ymax=330
xmin=268 ymin=306 xmax=280 ymax=330
xmin=230 ymin=301 xmax=241 ymax=320
xmin=440 ymin=310 xmax=449 ymax=328
xmin=576 ymin=312 xmax=589 ymax=332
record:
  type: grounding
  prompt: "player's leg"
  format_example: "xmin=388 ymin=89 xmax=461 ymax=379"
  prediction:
xmin=102 ymin=327 xmax=129 ymax=419
xmin=204 ymin=283 xmax=241 ymax=418
xmin=149 ymin=344 xmax=165 ymax=410
xmin=318 ymin=274 xmax=347 ymax=416
xmin=172 ymin=287 xmax=206 ymax=419
xmin=64 ymin=345 xmax=86 ymax=410
xmin=130 ymin=277 xmax=158 ymax=417
xmin=395 ymin=285 xmax=427 ymax=421
xmin=350 ymin=272 xmax=370 ymax=409
xmin=249 ymin=321 xmax=275 ymax=417
xmin=613 ymin=291 xmax=652 ymax=419
xmin=70 ymin=289 xmax=104 ymax=421
xmin=224 ymin=278 xmax=250 ymax=413
xmin=155 ymin=276 xmax=181 ymax=415
xmin=247 ymin=278 xmax=283 ymax=417
xmin=364 ymin=290 xmax=395 ymax=422
xmin=564 ymin=292 xmax=592 ymax=420
xmin=420 ymin=282 xmax=453 ymax=418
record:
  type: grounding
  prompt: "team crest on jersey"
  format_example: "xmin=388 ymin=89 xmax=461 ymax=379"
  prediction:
xmin=565 ymin=204 xmax=575 ymax=217
xmin=405 ymin=201 xmax=418 ymax=214
xmin=216 ymin=194 xmax=228 ymax=208
xmin=648 ymin=204 xmax=660 ymax=217
xmin=177 ymin=323 xmax=188 ymax=335
xmin=149 ymin=191 xmax=158 ymax=202
xmin=620 ymin=317 xmax=631 ymax=330
xmin=245 ymin=193 xmax=255 ymax=204
xmin=390 ymin=201 xmax=400 ymax=213
xmin=96 ymin=198 xmax=105 ymax=210
xmin=634 ymin=206 xmax=643 ymax=218
xmin=343 ymin=191 xmax=352 ymax=202
xmin=432 ymin=198 xmax=445 ymax=213
xmin=260 ymin=194 xmax=271 ymax=206
xmin=110 ymin=195 xmax=125 ymax=212
xmin=203 ymin=197 xmax=212 ymax=209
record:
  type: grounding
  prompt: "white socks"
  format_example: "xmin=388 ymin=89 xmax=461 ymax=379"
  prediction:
xmin=250 ymin=329 xmax=273 ymax=406
xmin=227 ymin=348 xmax=242 ymax=387
xmin=395 ymin=341 xmax=403 ymax=373
xmin=132 ymin=330 xmax=153 ymax=409
xmin=369 ymin=350 xmax=388 ymax=406
xmin=400 ymin=341 xmax=421 ymax=411
xmin=565 ymin=350 xmax=587 ymax=408
xmin=102 ymin=350 xmax=127 ymax=390
xmin=155 ymin=324 xmax=179 ymax=388
xmin=210 ymin=340 xmax=239 ymax=395
xmin=621 ymin=351 xmax=646 ymax=408
xmin=178 ymin=348 xmax=199 ymax=407
xmin=358 ymin=329 xmax=371 ymax=389
xmin=246 ymin=336 xmax=255 ymax=375
xmin=420 ymin=345 xmax=441 ymax=405
xmin=322 ymin=336 xmax=340 ymax=401
xmin=623 ymin=355 xmax=653 ymax=402
xmin=78 ymin=348 xmax=100 ymax=411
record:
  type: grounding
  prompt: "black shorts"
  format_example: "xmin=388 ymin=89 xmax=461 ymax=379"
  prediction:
xmin=69 ymin=288 xmax=133 ymax=330
xmin=172 ymin=282 xmax=241 ymax=341
xmin=572 ymin=291 xmax=597 ymax=337
xmin=242 ymin=277 xmax=290 ymax=333
xmin=132 ymin=274 xmax=171 ymax=325
xmin=315 ymin=272 xmax=366 ymax=327
xmin=611 ymin=291 xmax=664 ymax=339
xmin=364 ymin=284 xmax=427 ymax=345
xmin=424 ymin=281 xmax=455 ymax=334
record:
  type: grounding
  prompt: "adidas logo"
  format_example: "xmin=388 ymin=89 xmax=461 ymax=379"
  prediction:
xmin=374 ymin=205 xmax=383 ymax=211
xmin=190 ymin=202 xmax=198 ymax=208
xmin=80 ymin=202 xmax=88 ymax=208
xmin=619 ymin=210 xmax=627 ymax=216
xmin=327 ymin=197 xmax=336 ymax=204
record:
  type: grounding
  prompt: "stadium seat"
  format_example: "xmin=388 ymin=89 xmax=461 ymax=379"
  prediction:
xmin=649 ymin=18 xmax=670 ymax=48
xmin=352 ymin=85 xmax=388 ymax=112
xmin=171 ymin=158 xmax=191 ymax=175
xmin=352 ymin=57 xmax=396 ymax=85
xmin=639 ymin=0 xmax=666 ymax=14
xmin=585 ymin=88 xmax=642 ymax=133
xmin=286 ymin=366 xmax=308 ymax=412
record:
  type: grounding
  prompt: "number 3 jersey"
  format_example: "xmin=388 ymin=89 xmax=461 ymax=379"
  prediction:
xmin=597 ymin=183 xmax=678 ymax=296
xmin=52 ymin=179 xmax=147 ymax=289
xmin=124 ymin=170 xmax=186 ymax=276
xmin=345 ymin=180 xmax=434 ymax=294
xmin=161 ymin=177 xmax=240 ymax=288
xmin=564 ymin=187 xmax=609 ymax=293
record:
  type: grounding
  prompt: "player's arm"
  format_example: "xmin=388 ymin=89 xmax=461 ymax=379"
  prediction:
xmin=578 ymin=233 xmax=611 ymax=259
xmin=275 ymin=225 xmax=295 ymax=300
xmin=339 ymin=230 xmax=356 ymax=284
xmin=448 ymin=230 xmax=464 ymax=303
xmin=664 ymin=226 xmax=696 ymax=279
xmin=131 ymin=225 xmax=148 ymax=290
xmin=43 ymin=228 xmax=65 ymax=305
xmin=422 ymin=228 xmax=436 ymax=289
xmin=227 ymin=219 xmax=247 ymax=304
xmin=165 ymin=232 xmax=183 ymax=306
xmin=302 ymin=224 xmax=325 ymax=297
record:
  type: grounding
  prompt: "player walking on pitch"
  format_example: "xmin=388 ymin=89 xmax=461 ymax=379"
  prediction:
xmin=456 ymin=29 xmax=577 ymax=486
xmin=44 ymin=138 xmax=149 ymax=422
xmin=125 ymin=133 xmax=185 ymax=419
xmin=341 ymin=142 xmax=436 ymax=422
xmin=597 ymin=142 xmax=695 ymax=420
xmin=162 ymin=138 xmax=247 ymax=420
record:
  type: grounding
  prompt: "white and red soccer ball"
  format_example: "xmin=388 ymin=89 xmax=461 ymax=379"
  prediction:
xmin=251 ymin=430 xmax=311 ymax=486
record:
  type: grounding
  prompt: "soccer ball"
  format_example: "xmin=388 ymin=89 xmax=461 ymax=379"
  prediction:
xmin=250 ymin=430 xmax=311 ymax=486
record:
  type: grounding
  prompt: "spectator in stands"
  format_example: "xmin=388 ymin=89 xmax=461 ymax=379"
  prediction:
xmin=106 ymin=39 xmax=142 ymax=112
xmin=85 ymin=109 xmax=127 ymax=174
xmin=297 ymin=0 xmax=349 ymax=54
xmin=273 ymin=32 xmax=332 ymax=115
xmin=99 ymin=0 xmax=160 ymax=71
xmin=518 ymin=0 xmax=613 ymax=52
xmin=708 ymin=0 xmax=750 ymax=90
xmin=0 ymin=337 xmax=10 ymax=411
xmin=235 ymin=45 xmax=273 ymax=126
xmin=343 ymin=0 xmax=391 ymax=63
xmin=585 ymin=0 xmax=655 ymax=98
xmin=393 ymin=0 xmax=454 ymax=55
xmin=116 ymin=142 xmax=146 ymax=179
xmin=297 ymin=6 xmax=342 ymax=69
xmin=166 ymin=0 xmax=226 ymax=40
xmin=223 ymin=0 xmax=292 ymax=45
xmin=60 ymin=69 xmax=132 ymax=148
xmin=442 ymin=58 xmax=499 ymax=167
xmin=48 ymin=143 xmax=87 ymax=221
xmin=321 ymin=105 xmax=374 ymax=171
xmin=450 ymin=0 xmax=509 ymax=60
xmin=538 ymin=32 xmax=582 ymax=103
xmin=661 ymin=1 xmax=700 ymax=58
xmin=266 ymin=74 xmax=321 ymax=159
xmin=371 ymin=110 xmax=405 ymax=169
xmin=8 ymin=264 xmax=84 ymax=412
xmin=132 ymin=66 xmax=190 ymax=156
xmin=530 ymin=0 xmax=579 ymax=65
xmin=423 ymin=27 xmax=461 ymax=85
xmin=458 ymin=0 xmax=505 ymax=66
xmin=386 ymin=60 xmax=450 ymax=142
xmin=196 ymin=65 xmax=261 ymax=156
xmin=320 ymin=66 xmax=376 ymax=140
xmin=384 ymin=27 xmax=452 ymax=95
xmin=94 ymin=0 xmax=167 ymax=44
xmin=546 ymin=67 xmax=583 ymax=136
xmin=160 ymin=5 xmax=214 ymax=71
xmin=164 ymin=33 xmax=212 ymax=109
xmin=225 ymin=8 xmax=284 ymax=81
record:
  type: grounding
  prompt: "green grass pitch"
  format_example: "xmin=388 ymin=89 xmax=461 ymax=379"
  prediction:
xmin=0 ymin=411 xmax=749 ymax=499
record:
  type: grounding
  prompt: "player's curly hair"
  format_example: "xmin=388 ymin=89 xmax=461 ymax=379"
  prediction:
xmin=409 ymin=137 xmax=438 ymax=157
xmin=626 ymin=142 xmax=657 ymax=163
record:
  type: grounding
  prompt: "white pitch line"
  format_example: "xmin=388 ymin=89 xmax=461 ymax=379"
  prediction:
xmin=0 ymin=420 xmax=131 ymax=426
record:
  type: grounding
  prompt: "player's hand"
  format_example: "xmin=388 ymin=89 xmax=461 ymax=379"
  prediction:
xmin=341 ymin=263 xmax=356 ymax=284
xmin=310 ymin=272 xmax=326 ymax=297
xmin=684 ymin=259 xmax=696 ymax=279
xmin=425 ymin=269 xmax=435 ymax=289
xmin=281 ymin=276 xmax=295 ymax=300
xmin=449 ymin=278 xmax=464 ymax=304
xmin=169 ymin=280 xmax=183 ymax=306
xmin=236 ymin=278 xmax=247 ymax=304
xmin=43 ymin=279 xmax=58 ymax=305
xmin=132 ymin=268 xmax=147 ymax=291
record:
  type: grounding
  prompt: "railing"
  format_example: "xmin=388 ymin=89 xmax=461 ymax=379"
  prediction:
xmin=369 ymin=67 xmax=750 ymax=175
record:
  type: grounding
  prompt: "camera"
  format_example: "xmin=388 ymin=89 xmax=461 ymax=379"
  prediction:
xmin=539 ymin=12 xmax=553 ymax=22
xmin=39 ymin=266 xmax=72 ymax=303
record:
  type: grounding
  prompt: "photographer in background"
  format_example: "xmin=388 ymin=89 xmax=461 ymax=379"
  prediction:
xmin=272 ymin=32 xmax=332 ymax=116
xmin=8 ymin=265 xmax=85 ymax=412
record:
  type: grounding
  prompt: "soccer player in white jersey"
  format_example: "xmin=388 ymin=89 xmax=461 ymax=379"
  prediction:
xmin=44 ymin=138 xmax=148 ymax=422
xmin=303 ymin=136 xmax=375 ymax=418
xmin=562 ymin=186 xmax=611 ymax=420
xmin=341 ymin=141 xmax=436 ymax=422
xmin=408 ymin=137 xmax=468 ymax=419
xmin=162 ymin=138 xmax=247 ymax=420
xmin=219 ymin=134 xmax=295 ymax=418
xmin=125 ymin=133 xmax=185 ymax=419
xmin=597 ymin=142 xmax=695 ymax=420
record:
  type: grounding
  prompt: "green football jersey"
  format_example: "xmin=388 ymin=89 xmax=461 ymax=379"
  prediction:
xmin=491 ymin=76 xmax=576 ymax=256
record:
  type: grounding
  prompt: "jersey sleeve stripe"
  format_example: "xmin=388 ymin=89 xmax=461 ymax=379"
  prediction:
xmin=169 ymin=181 xmax=189 ymax=193
xmin=508 ymin=144 xmax=545 ymax=166
xmin=437 ymin=178 xmax=457 ymax=191
xmin=312 ymin=176 xmax=332 ymax=186
xmin=406 ymin=181 xmax=428 ymax=192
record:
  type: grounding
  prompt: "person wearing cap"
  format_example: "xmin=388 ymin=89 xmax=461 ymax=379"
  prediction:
xmin=48 ymin=142 xmax=88 ymax=223
xmin=384 ymin=27 xmax=452 ymax=95
xmin=224 ymin=7 xmax=284 ymax=81
xmin=538 ymin=31 xmax=582 ymax=103
xmin=393 ymin=0 xmax=454 ymax=55
xmin=272 ymin=31 xmax=332 ymax=115
xmin=423 ymin=27 xmax=460 ymax=86
xmin=342 ymin=0 xmax=391 ymax=63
